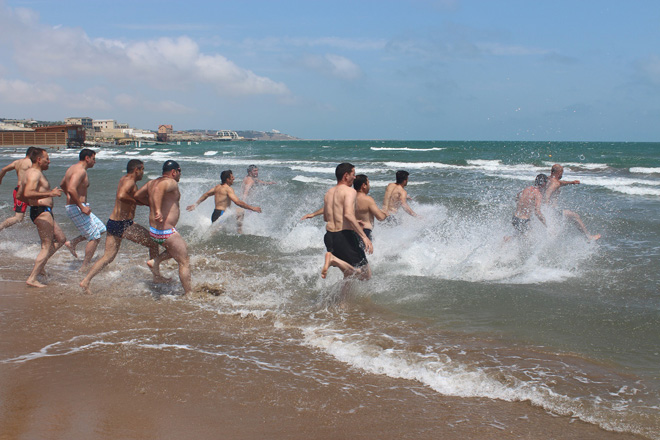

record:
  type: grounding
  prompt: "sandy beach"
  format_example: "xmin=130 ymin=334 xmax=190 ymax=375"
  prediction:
xmin=0 ymin=260 xmax=646 ymax=440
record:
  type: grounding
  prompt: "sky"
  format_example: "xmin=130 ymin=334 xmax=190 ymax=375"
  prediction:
xmin=0 ymin=0 xmax=659 ymax=141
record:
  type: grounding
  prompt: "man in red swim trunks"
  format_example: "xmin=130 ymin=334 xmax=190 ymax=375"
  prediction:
xmin=0 ymin=147 xmax=35 ymax=232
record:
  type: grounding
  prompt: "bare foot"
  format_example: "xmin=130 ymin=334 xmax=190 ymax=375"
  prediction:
xmin=65 ymin=241 xmax=78 ymax=258
xmin=78 ymin=264 xmax=90 ymax=273
xmin=589 ymin=234 xmax=601 ymax=241
xmin=321 ymin=252 xmax=332 ymax=279
xmin=26 ymin=279 xmax=47 ymax=288
xmin=79 ymin=281 xmax=91 ymax=294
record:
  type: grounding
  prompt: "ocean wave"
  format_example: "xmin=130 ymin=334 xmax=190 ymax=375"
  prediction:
xmin=371 ymin=147 xmax=445 ymax=152
xmin=630 ymin=167 xmax=660 ymax=174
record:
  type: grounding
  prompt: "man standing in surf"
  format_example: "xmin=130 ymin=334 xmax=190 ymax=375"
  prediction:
xmin=321 ymin=163 xmax=373 ymax=279
xmin=80 ymin=159 xmax=170 ymax=294
xmin=0 ymin=147 xmax=35 ymax=232
xmin=236 ymin=165 xmax=274 ymax=233
xmin=134 ymin=160 xmax=192 ymax=296
xmin=544 ymin=164 xmax=600 ymax=241
xmin=383 ymin=170 xmax=418 ymax=217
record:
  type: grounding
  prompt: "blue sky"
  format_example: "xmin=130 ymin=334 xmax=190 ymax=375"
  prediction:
xmin=0 ymin=0 xmax=658 ymax=141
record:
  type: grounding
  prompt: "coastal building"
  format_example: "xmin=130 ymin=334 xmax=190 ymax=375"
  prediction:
xmin=0 ymin=124 xmax=85 ymax=147
xmin=216 ymin=130 xmax=240 ymax=141
xmin=65 ymin=117 xmax=93 ymax=131
xmin=93 ymin=119 xmax=116 ymax=131
xmin=157 ymin=124 xmax=173 ymax=142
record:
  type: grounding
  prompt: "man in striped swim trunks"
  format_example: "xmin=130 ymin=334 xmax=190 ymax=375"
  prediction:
xmin=134 ymin=160 xmax=191 ymax=296
xmin=60 ymin=148 xmax=106 ymax=272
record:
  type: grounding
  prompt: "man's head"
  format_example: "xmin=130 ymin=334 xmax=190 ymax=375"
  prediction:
xmin=335 ymin=162 xmax=355 ymax=183
xmin=535 ymin=173 xmax=548 ymax=188
xmin=162 ymin=160 xmax=181 ymax=181
xmin=353 ymin=174 xmax=369 ymax=193
xmin=25 ymin=146 xmax=36 ymax=157
xmin=395 ymin=170 xmax=409 ymax=185
xmin=127 ymin=159 xmax=145 ymax=180
xmin=221 ymin=169 xmax=234 ymax=185
xmin=550 ymin=164 xmax=563 ymax=178
xmin=79 ymin=148 xmax=96 ymax=168
xmin=247 ymin=165 xmax=258 ymax=177
xmin=30 ymin=148 xmax=49 ymax=170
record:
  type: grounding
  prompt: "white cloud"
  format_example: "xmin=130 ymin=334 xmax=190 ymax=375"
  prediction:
xmin=300 ymin=54 xmax=363 ymax=81
xmin=0 ymin=78 xmax=61 ymax=104
xmin=0 ymin=3 xmax=290 ymax=99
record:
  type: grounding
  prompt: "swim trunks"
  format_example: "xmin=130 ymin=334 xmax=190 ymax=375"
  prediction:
xmin=13 ymin=187 xmax=27 ymax=213
xmin=211 ymin=209 xmax=225 ymax=223
xmin=363 ymin=228 xmax=372 ymax=241
xmin=106 ymin=219 xmax=134 ymax=238
xmin=324 ymin=230 xmax=368 ymax=268
xmin=149 ymin=226 xmax=177 ymax=244
xmin=512 ymin=216 xmax=531 ymax=234
xmin=65 ymin=203 xmax=107 ymax=240
xmin=29 ymin=206 xmax=52 ymax=223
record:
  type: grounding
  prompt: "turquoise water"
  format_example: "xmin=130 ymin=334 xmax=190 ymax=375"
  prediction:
xmin=1 ymin=140 xmax=659 ymax=438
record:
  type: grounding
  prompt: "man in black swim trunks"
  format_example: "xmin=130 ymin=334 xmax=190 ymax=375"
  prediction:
xmin=186 ymin=169 xmax=261 ymax=229
xmin=18 ymin=148 xmax=73 ymax=287
xmin=80 ymin=159 xmax=169 ymax=293
xmin=320 ymin=163 xmax=373 ymax=280
xmin=508 ymin=174 xmax=547 ymax=238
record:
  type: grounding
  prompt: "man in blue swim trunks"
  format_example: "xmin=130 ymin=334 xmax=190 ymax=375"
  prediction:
xmin=80 ymin=159 xmax=170 ymax=293
xmin=186 ymin=169 xmax=261 ymax=230
xmin=60 ymin=148 xmax=106 ymax=272
xmin=135 ymin=160 xmax=191 ymax=296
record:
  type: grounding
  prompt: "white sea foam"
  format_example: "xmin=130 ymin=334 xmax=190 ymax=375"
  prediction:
xmin=204 ymin=151 xmax=219 ymax=156
xmin=371 ymin=147 xmax=445 ymax=152
xmin=630 ymin=167 xmax=660 ymax=174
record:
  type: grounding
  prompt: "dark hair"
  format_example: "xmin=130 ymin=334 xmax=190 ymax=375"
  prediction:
xmin=127 ymin=159 xmax=144 ymax=173
xmin=29 ymin=147 xmax=46 ymax=163
xmin=354 ymin=174 xmax=368 ymax=191
xmin=221 ymin=170 xmax=233 ymax=184
xmin=162 ymin=160 xmax=181 ymax=173
xmin=79 ymin=148 xmax=96 ymax=161
xmin=395 ymin=170 xmax=409 ymax=184
xmin=247 ymin=165 xmax=257 ymax=174
xmin=25 ymin=146 xmax=36 ymax=156
xmin=335 ymin=163 xmax=354 ymax=182
xmin=535 ymin=173 xmax=548 ymax=187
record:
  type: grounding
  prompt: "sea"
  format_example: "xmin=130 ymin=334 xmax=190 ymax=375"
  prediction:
xmin=1 ymin=140 xmax=659 ymax=438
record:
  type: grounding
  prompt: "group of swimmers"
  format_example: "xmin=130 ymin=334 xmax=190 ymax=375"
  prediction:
xmin=0 ymin=148 xmax=599 ymax=296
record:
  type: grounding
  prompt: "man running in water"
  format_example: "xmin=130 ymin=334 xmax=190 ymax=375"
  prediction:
xmin=80 ymin=159 xmax=169 ymax=293
xmin=236 ymin=165 xmax=275 ymax=233
xmin=383 ymin=170 xmax=417 ymax=217
xmin=0 ymin=147 xmax=36 ymax=232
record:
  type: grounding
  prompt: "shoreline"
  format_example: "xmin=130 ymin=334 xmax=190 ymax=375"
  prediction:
xmin=0 ymin=263 xmax=647 ymax=439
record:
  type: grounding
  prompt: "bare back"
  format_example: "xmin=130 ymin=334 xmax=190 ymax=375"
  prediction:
xmin=515 ymin=186 xmax=543 ymax=220
xmin=109 ymin=174 xmax=139 ymax=221
xmin=356 ymin=193 xmax=376 ymax=230
xmin=384 ymin=183 xmax=407 ymax=214
xmin=324 ymin=184 xmax=357 ymax=232
xmin=213 ymin=184 xmax=235 ymax=210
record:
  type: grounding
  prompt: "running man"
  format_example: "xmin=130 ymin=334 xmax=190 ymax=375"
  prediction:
xmin=383 ymin=170 xmax=417 ymax=217
xmin=186 ymin=169 xmax=261 ymax=226
xmin=508 ymin=174 xmax=548 ymax=238
xmin=0 ymin=147 xmax=35 ymax=231
xmin=17 ymin=148 xmax=72 ymax=287
xmin=353 ymin=174 xmax=388 ymax=241
xmin=80 ymin=159 xmax=169 ymax=293
xmin=134 ymin=160 xmax=191 ymax=296
xmin=321 ymin=163 xmax=373 ymax=279
xmin=544 ymin=164 xmax=600 ymax=241
xmin=236 ymin=165 xmax=275 ymax=233
xmin=60 ymin=148 xmax=107 ymax=271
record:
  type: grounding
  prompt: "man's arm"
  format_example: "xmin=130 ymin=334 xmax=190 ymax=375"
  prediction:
xmin=301 ymin=206 xmax=323 ymax=221
xmin=241 ymin=178 xmax=254 ymax=199
xmin=134 ymin=182 xmax=149 ymax=206
xmin=186 ymin=187 xmax=216 ymax=211
xmin=117 ymin=179 xmax=139 ymax=205
xmin=534 ymin=193 xmax=546 ymax=227
xmin=559 ymin=179 xmax=580 ymax=186
xmin=368 ymin=199 xmax=388 ymax=221
xmin=22 ymin=171 xmax=61 ymax=200
xmin=152 ymin=179 xmax=174 ymax=222
xmin=398 ymin=189 xmax=417 ymax=217
xmin=228 ymin=188 xmax=261 ymax=213
xmin=343 ymin=190 xmax=373 ymax=254
xmin=0 ymin=160 xmax=17 ymax=185
xmin=64 ymin=169 xmax=90 ymax=214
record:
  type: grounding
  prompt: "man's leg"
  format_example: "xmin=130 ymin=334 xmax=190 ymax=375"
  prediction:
xmin=563 ymin=209 xmax=601 ymax=241
xmin=27 ymin=213 xmax=56 ymax=288
xmin=80 ymin=238 xmax=101 ymax=272
xmin=79 ymin=234 xmax=122 ymax=293
xmin=163 ymin=233 xmax=191 ymax=295
xmin=122 ymin=224 xmax=170 ymax=282
xmin=0 ymin=212 xmax=25 ymax=231
xmin=52 ymin=222 xmax=76 ymax=257
xmin=236 ymin=207 xmax=245 ymax=234
xmin=322 ymin=252 xmax=356 ymax=279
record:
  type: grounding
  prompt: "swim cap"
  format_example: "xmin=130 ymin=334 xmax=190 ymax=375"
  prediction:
xmin=163 ymin=160 xmax=181 ymax=173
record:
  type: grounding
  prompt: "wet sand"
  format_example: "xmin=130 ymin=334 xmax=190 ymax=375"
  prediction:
xmin=0 ymin=264 xmax=646 ymax=440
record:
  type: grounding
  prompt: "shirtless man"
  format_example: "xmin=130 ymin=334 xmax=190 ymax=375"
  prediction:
xmin=80 ymin=159 xmax=169 ymax=293
xmin=0 ymin=147 xmax=35 ymax=231
xmin=383 ymin=170 xmax=417 ymax=217
xmin=544 ymin=164 xmax=600 ymax=241
xmin=353 ymin=174 xmax=388 ymax=241
xmin=60 ymin=148 xmax=107 ymax=271
xmin=321 ymin=163 xmax=373 ymax=280
xmin=17 ymin=148 xmax=72 ymax=287
xmin=509 ymin=174 xmax=547 ymax=237
xmin=134 ymin=160 xmax=191 ymax=296
xmin=236 ymin=165 xmax=275 ymax=233
xmin=186 ymin=169 xmax=262 ymax=225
